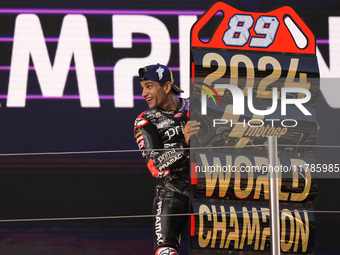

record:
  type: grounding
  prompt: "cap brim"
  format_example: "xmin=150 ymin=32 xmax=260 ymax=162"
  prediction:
xmin=171 ymin=84 xmax=184 ymax=93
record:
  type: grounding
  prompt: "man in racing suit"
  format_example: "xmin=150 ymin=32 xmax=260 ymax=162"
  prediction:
xmin=133 ymin=64 xmax=199 ymax=255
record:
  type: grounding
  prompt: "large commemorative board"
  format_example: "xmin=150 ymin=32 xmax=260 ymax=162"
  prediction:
xmin=189 ymin=2 xmax=319 ymax=254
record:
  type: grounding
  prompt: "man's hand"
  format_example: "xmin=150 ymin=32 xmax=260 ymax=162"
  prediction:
xmin=184 ymin=121 xmax=201 ymax=146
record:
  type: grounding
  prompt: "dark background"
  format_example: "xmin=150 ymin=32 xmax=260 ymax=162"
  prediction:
xmin=0 ymin=0 xmax=339 ymax=254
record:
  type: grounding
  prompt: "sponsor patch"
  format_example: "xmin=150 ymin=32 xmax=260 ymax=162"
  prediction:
xmin=134 ymin=112 xmax=148 ymax=132
xmin=137 ymin=140 xmax=145 ymax=149
xmin=136 ymin=134 xmax=144 ymax=143
xmin=156 ymin=119 xmax=175 ymax=129
xmin=134 ymin=118 xmax=146 ymax=127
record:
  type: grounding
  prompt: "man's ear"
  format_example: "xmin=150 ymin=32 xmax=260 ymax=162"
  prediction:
xmin=164 ymin=81 xmax=172 ymax=94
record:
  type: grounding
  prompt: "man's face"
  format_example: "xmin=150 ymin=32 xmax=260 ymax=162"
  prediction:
xmin=141 ymin=80 xmax=167 ymax=109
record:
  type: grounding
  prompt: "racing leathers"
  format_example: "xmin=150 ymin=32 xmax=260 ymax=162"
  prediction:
xmin=133 ymin=98 xmax=190 ymax=254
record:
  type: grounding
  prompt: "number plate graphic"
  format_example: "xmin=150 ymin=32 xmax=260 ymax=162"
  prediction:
xmin=191 ymin=1 xmax=315 ymax=54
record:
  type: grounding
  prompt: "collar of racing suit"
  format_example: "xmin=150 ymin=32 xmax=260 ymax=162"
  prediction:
xmin=157 ymin=98 xmax=189 ymax=115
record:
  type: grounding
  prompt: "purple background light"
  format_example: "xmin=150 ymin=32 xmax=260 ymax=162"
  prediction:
xmin=0 ymin=8 xmax=204 ymax=15
xmin=0 ymin=37 xmax=182 ymax=43
xmin=0 ymin=95 xmax=145 ymax=100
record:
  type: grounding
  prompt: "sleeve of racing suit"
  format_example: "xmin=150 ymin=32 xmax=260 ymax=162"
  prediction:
xmin=134 ymin=114 xmax=189 ymax=178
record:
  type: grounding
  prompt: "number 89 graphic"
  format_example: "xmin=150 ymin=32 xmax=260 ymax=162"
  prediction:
xmin=223 ymin=14 xmax=279 ymax=48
